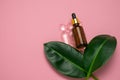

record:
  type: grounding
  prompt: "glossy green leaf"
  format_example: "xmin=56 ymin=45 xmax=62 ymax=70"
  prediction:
xmin=83 ymin=35 xmax=117 ymax=78
xmin=44 ymin=41 xmax=87 ymax=78
xmin=44 ymin=35 xmax=117 ymax=79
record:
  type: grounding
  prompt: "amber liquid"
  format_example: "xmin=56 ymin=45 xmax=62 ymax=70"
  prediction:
xmin=72 ymin=23 xmax=87 ymax=49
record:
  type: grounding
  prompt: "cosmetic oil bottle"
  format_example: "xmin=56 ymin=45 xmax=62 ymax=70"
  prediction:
xmin=71 ymin=13 xmax=87 ymax=50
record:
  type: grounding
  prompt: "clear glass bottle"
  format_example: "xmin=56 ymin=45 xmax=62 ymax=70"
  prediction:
xmin=60 ymin=24 xmax=75 ymax=47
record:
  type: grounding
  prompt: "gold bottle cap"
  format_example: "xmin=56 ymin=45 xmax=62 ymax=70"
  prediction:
xmin=72 ymin=18 xmax=80 ymax=25
xmin=71 ymin=13 xmax=80 ymax=25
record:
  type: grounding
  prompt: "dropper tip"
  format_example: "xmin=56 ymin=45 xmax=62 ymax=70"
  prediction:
xmin=72 ymin=13 xmax=76 ymax=19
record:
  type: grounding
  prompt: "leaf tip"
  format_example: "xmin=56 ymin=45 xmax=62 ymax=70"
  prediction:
xmin=43 ymin=42 xmax=48 ymax=47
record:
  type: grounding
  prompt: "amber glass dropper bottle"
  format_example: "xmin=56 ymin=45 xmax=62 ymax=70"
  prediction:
xmin=72 ymin=13 xmax=87 ymax=50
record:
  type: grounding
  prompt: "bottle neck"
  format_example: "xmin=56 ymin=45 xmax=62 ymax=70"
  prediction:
xmin=73 ymin=23 xmax=80 ymax=27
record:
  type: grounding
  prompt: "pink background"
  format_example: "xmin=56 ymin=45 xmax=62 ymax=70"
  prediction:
xmin=0 ymin=0 xmax=120 ymax=80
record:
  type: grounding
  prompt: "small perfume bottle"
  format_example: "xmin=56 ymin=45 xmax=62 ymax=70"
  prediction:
xmin=60 ymin=24 xmax=75 ymax=47
xmin=71 ymin=13 xmax=87 ymax=50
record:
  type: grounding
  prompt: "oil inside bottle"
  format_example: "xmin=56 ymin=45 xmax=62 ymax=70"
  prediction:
xmin=72 ymin=13 xmax=87 ymax=51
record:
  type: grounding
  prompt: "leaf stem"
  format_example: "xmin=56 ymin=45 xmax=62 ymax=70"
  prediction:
xmin=85 ymin=77 xmax=89 ymax=80
xmin=91 ymin=74 xmax=99 ymax=80
xmin=85 ymin=74 xmax=98 ymax=80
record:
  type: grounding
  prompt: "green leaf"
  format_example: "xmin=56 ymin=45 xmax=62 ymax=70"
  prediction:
xmin=44 ymin=41 xmax=87 ymax=78
xmin=44 ymin=35 xmax=117 ymax=79
xmin=83 ymin=35 xmax=117 ymax=78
